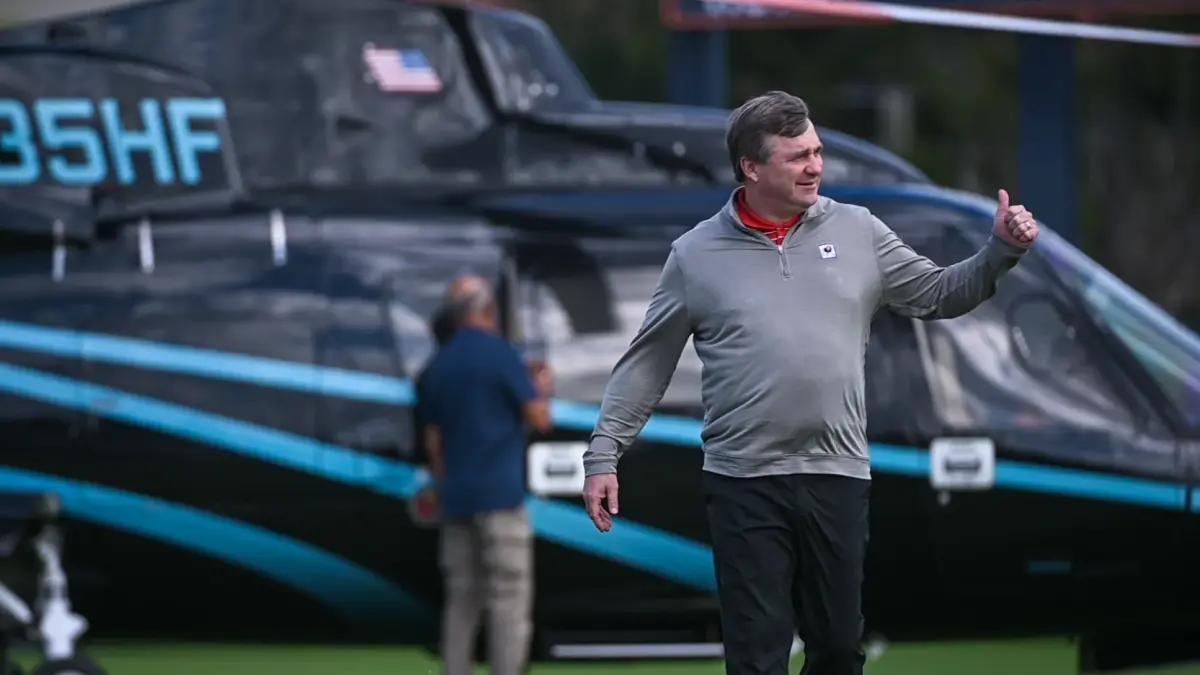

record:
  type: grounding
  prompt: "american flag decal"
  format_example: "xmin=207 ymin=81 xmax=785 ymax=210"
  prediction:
xmin=363 ymin=46 xmax=443 ymax=93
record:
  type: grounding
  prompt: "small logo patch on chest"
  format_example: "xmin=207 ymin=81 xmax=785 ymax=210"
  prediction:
xmin=818 ymin=243 xmax=837 ymax=259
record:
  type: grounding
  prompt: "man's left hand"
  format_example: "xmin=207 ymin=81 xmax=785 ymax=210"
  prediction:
xmin=993 ymin=189 xmax=1039 ymax=248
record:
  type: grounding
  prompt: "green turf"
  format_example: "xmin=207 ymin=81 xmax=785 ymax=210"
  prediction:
xmin=12 ymin=639 xmax=1200 ymax=675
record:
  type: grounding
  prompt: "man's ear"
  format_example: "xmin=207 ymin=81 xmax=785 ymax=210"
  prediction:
xmin=740 ymin=157 xmax=757 ymax=182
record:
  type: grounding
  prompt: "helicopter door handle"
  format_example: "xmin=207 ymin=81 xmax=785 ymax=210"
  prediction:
xmin=930 ymin=437 xmax=995 ymax=492
xmin=528 ymin=442 xmax=586 ymax=497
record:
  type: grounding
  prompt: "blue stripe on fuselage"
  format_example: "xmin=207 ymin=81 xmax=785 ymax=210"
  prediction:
xmin=0 ymin=362 xmax=427 ymax=500
xmin=0 ymin=361 xmax=715 ymax=588
xmin=0 ymin=466 xmax=428 ymax=623
xmin=0 ymin=318 xmax=1190 ymax=594
xmin=0 ymin=319 xmax=412 ymax=405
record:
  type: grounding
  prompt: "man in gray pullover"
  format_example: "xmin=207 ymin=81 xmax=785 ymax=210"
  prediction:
xmin=581 ymin=91 xmax=1039 ymax=675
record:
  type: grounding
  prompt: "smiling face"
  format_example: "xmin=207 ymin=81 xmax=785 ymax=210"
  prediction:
xmin=741 ymin=125 xmax=824 ymax=213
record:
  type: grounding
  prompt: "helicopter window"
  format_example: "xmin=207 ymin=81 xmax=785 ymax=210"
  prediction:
xmin=514 ymin=234 xmax=702 ymax=416
xmin=315 ymin=218 xmax=506 ymax=460
xmin=1033 ymin=228 xmax=1200 ymax=432
xmin=819 ymin=149 xmax=916 ymax=185
xmin=470 ymin=10 xmax=597 ymax=115
xmin=865 ymin=310 xmax=942 ymax=445
xmin=865 ymin=201 xmax=1176 ymax=471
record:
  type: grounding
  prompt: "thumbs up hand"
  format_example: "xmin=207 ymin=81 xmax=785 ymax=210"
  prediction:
xmin=993 ymin=189 xmax=1039 ymax=248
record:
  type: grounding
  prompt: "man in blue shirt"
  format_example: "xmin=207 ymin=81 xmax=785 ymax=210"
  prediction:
xmin=418 ymin=275 xmax=551 ymax=675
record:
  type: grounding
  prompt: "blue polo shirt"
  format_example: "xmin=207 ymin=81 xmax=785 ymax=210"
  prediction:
xmin=416 ymin=328 xmax=538 ymax=520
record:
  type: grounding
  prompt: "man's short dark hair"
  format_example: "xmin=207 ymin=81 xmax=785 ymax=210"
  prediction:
xmin=726 ymin=91 xmax=811 ymax=182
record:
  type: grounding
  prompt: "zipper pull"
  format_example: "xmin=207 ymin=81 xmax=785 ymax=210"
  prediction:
xmin=777 ymin=244 xmax=793 ymax=279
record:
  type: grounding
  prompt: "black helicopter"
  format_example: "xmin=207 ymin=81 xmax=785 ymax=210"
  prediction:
xmin=0 ymin=0 xmax=1196 ymax=672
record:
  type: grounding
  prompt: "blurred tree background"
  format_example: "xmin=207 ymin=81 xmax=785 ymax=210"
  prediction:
xmin=508 ymin=0 xmax=1200 ymax=331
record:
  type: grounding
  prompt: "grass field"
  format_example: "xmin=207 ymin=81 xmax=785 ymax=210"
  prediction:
xmin=14 ymin=639 xmax=1200 ymax=675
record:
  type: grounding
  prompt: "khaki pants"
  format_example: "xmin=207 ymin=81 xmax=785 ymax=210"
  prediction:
xmin=439 ymin=506 xmax=533 ymax=675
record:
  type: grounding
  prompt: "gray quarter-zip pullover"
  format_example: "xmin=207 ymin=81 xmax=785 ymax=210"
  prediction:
xmin=583 ymin=189 xmax=1026 ymax=480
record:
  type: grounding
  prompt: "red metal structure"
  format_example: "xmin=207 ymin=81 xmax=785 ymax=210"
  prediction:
xmin=662 ymin=0 xmax=1200 ymax=33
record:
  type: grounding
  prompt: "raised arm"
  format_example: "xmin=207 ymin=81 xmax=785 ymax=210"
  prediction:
xmin=875 ymin=190 xmax=1035 ymax=319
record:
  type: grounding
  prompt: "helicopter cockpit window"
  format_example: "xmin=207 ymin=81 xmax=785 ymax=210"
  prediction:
xmin=868 ymin=202 xmax=1176 ymax=475
xmin=316 ymin=218 xmax=505 ymax=460
xmin=814 ymin=129 xmax=931 ymax=185
xmin=819 ymin=149 xmax=914 ymax=185
xmin=470 ymin=9 xmax=597 ymax=115
xmin=1035 ymin=228 xmax=1200 ymax=433
xmin=515 ymin=234 xmax=702 ymax=417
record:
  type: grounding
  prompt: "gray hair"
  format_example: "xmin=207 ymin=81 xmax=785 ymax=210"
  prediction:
xmin=726 ymin=91 xmax=811 ymax=182
xmin=446 ymin=282 xmax=495 ymax=327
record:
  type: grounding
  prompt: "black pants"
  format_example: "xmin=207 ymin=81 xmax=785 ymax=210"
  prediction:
xmin=703 ymin=471 xmax=870 ymax=675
